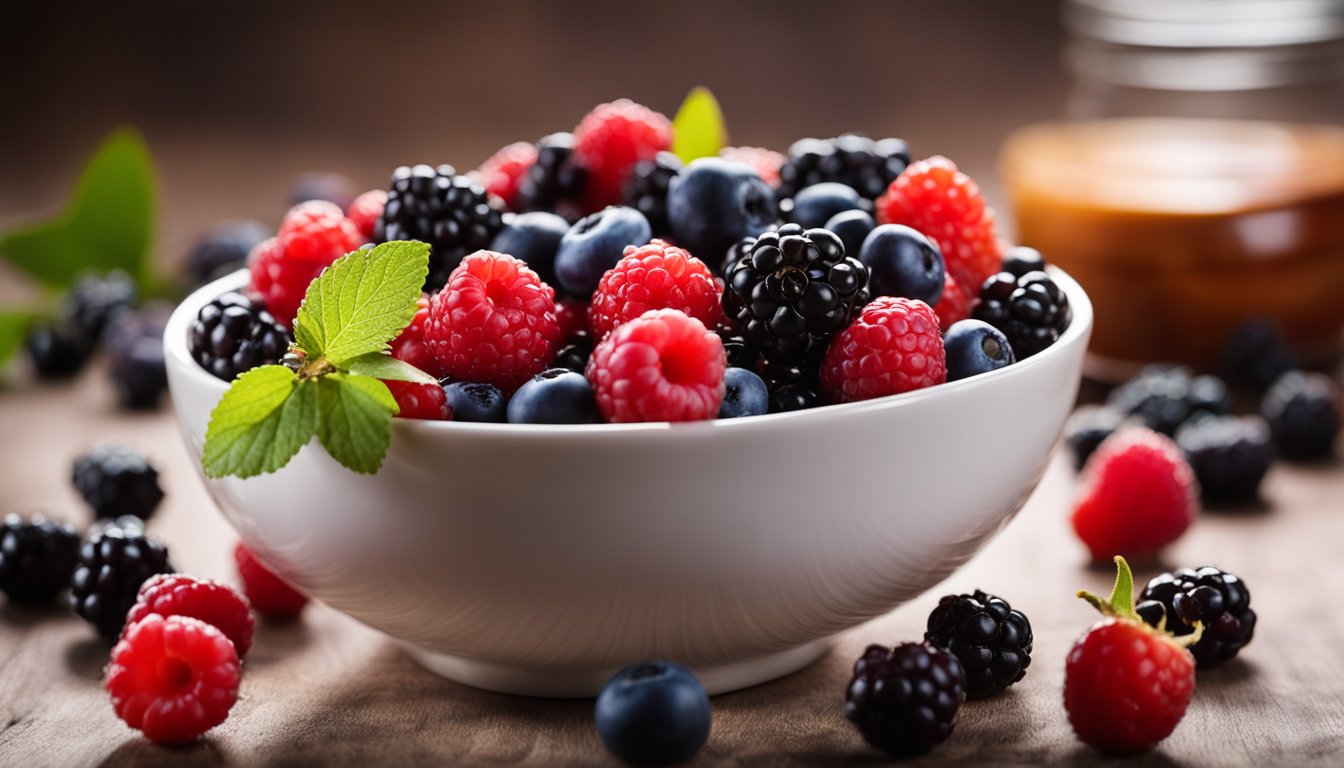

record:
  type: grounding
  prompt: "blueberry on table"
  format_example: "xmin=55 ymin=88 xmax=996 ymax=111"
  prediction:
xmin=553 ymin=206 xmax=651 ymax=297
xmin=943 ymin=319 xmax=1014 ymax=382
xmin=595 ymin=661 xmax=711 ymax=766
xmin=859 ymin=223 xmax=946 ymax=306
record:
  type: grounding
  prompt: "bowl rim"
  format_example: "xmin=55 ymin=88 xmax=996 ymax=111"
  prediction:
xmin=165 ymin=266 xmax=1093 ymax=439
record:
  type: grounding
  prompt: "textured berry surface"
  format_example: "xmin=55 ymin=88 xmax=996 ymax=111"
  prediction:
xmin=1260 ymin=371 xmax=1341 ymax=459
xmin=189 ymin=291 xmax=292 ymax=382
xmin=63 ymin=270 xmax=137 ymax=339
xmin=234 ymin=542 xmax=308 ymax=618
xmin=875 ymin=155 xmax=1001 ymax=292
xmin=1108 ymin=366 xmax=1231 ymax=437
xmin=389 ymin=295 xmax=438 ymax=376
xmin=107 ymin=614 xmax=241 ymax=744
xmin=125 ymin=574 xmax=255 ymax=657
xmin=25 ymin=322 xmax=91 ymax=379
xmin=943 ymin=319 xmax=1014 ymax=382
xmin=1064 ymin=405 xmax=1127 ymax=471
xmin=1138 ymin=566 xmax=1256 ymax=668
xmin=625 ymin=151 xmax=682 ymax=237
xmin=507 ymin=369 xmax=602 ymax=424
xmin=1071 ymin=427 xmax=1199 ymax=561
xmin=555 ymin=299 xmax=590 ymax=344
xmin=573 ymin=99 xmax=673 ymax=210
xmin=346 ymin=189 xmax=388 ymax=241
xmin=589 ymin=241 xmax=722 ymax=340
xmin=70 ymin=519 xmax=173 ymax=637
xmin=845 ymin=642 xmax=965 ymax=757
xmin=185 ymin=219 xmax=269 ymax=286
xmin=925 ymin=590 xmax=1032 ymax=697
xmin=247 ymin=235 xmax=326 ymax=328
xmin=720 ymin=145 xmax=785 ymax=187
xmin=375 ymin=164 xmax=504 ymax=290
xmin=72 ymin=444 xmax=164 ymax=521
xmin=778 ymin=134 xmax=909 ymax=200
xmin=425 ymin=251 xmax=561 ymax=391
xmin=472 ymin=141 xmax=538 ymax=210
xmin=386 ymin=380 xmax=451 ymax=420
xmin=0 ymin=514 xmax=80 ymax=605
xmin=277 ymin=200 xmax=363 ymax=264
xmin=554 ymin=206 xmax=652 ymax=297
xmin=972 ymin=270 xmax=1071 ymax=359
xmin=515 ymin=132 xmax=588 ymax=222
xmin=820 ymin=297 xmax=946 ymax=403
xmin=1221 ymin=319 xmax=1299 ymax=393
xmin=586 ymin=309 xmax=725 ymax=423
xmin=1176 ymin=415 xmax=1273 ymax=503
xmin=105 ymin=308 xmax=169 ymax=410
xmin=595 ymin=661 xmax=711 ymax=766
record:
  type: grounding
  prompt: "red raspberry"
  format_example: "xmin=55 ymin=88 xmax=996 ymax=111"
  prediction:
xmin=124 ymin=574 xmax=255 ymax=658
xmin=935 ymin=271 xmax=971 ymax=331
xmin=574 ymin=99 xmax=673 ymax=210
xmin=1066 ymin=557 xmax=1197 ymax=754
xmin=586 ymin=309 xmax=725 ymax=423
xmin=555 ymin=298 xmax=590 ymax=344
xmin=386 ymin=380 xmax=450 ymax=420
xmin=1071 ymin=427 xmax=1199 ymax=562
xmin=390 ymin=294 xmax=440 ymax=375
xmin=875 ymin=156 xmax=1003 ymax=295
xmin=471 ymin=141 xmax=538 ymax=210
xmin=234 ymin=542 xmax=309 ymax=619
xmin=820 ymin=297 xmax=946 ymax=403
xmin=588 ymin=241 xmax=723 ymax=340
xmin=425 ymin=251 xmax=562 ymax=391
xmin=347 ymin=189 xmax=388 ymax=240
xmin=276 ymin=200 xmax=363 ymax=264
xmin=106 ymin=614 xmax=241 ymax=744
xmin=247 ymin=236 xmax=313 ymax=327
xmin=720 ymin=146 xmax=786 ymax=188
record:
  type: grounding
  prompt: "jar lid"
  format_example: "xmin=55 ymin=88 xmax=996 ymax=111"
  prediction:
xmin=1066 ymin=0 xmax=1344 ymax=48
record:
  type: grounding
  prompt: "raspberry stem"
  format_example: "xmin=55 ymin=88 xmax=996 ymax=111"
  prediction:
xmin=1077 ymin=556 xmax=1140 ymax=622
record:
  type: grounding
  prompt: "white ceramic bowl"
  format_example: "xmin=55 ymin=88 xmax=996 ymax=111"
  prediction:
xmin=165 ymin=269 xmax=1092 ymax=697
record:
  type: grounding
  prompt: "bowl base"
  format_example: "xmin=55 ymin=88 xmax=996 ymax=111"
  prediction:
xmin=401 ymin=638 xmax=836 ymax=698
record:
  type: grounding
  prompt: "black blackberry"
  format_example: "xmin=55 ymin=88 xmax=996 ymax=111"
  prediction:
xmin=184 ymin=219 xmax=269 ymax=287
xmin=1105 ymin=365 xmax=1230 ymax=436
xmin=1176 ymin=415 xmax=1274 ymax=504
xmin=1186 ymin=373 xmax=1234 ymax=418
xmin=768 ymin=384 xmax=820 ymax=413
xmin=69 ymin=517 xmax=172 ymax=637
xmin=844 ymin=642 xmax=965 ymax=757
xmin=1000 ymin=246 xmax=1046 ymax=277
xmin=719 ymin=235 xmax=756 ymax=281
xmin=722 ymin=224 xmax=869 ymax=362
xmin=1221 ymin=318 xmax=1299 ymax=393
xmin=515 ymin=132 xmax=589 ymax=222
xmin=188 ymin=292 xmax=292 ymax=382
xmin=552 ymin=331 xmax=594 ymax=373
xmin=972 ymin=270 xmax=1071 ymax=359
xmin=375 ymin=163 xmax=505 ymax=290
xmin=63 ymin=270 xmax=137 ymax=339
xmin=72 ymin=444 xmax=164 ymax=521
xmin=777 ymin=134 xmax=910 ymax=200
xmin=25 ymin=322 xmax=91 ymax=379
xmin=1137 ymin=566 xmax=1255 ymax=668
xmin=104 ymin=307 xmax=169 ymax=410
xmin=1260 ymin=371 xmax=1341 ymax=459
xmin=0 ymin=514 xmax=81 ymax=605
xmin=718 ymin=332 xmax=761 ymax=371
xmin=1064 ymin=405 xmax=1127 ymax=471
xmin=924 ymin=590 xmax=1033 ymax=697
xmin=624 ymin=151 xmax=681 ymax=238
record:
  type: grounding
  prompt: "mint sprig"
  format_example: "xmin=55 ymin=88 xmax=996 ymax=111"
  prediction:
xmin=670 ymin=86 xmax=726 ymax=164
xmin=202 ymin=240 xmax=432 ymax=479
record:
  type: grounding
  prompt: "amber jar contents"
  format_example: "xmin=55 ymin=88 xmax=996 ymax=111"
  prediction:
xmin=1001 ymin=118 xmax=1344 ymax=376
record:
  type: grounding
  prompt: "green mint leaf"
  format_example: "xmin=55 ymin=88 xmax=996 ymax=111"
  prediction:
xmin=202 ymin=366 xmax=317 ymax=479
xmin=0 ymin=310 xmax=38 ymax=370
xmin=292 ymin=240 xmax=430 ymax=366
xmin=342 ymin=351 xmax=438 ymax=385
xmin=316 ymin=373 xmax=397 ymax=475
xmin=0 ymin=129 xmax=156 ymax=292
xmin=671 ymin=86 xmax=727 ymax=164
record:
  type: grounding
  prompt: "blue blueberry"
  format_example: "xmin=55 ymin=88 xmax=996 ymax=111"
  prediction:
xmin=944 ymin=319 xmax=1015 ymax=381
xmin=824 ymin=209 xmax=875 ymax=260
xmin=859 ymin=224 xmax=945 ymax=305
xmin=787 ymin=182 xmax=862 ymax=229
xmin=554 ymin=206 xmax=651 ymax=297
xmin=595 ymin=661 xmax=712 ymax=766
xmin=506 ymin=369 xmax=603 ymax=424
xmin=718 ymin=367 xmax=769 ymax=419
xmin=490 ymin=211 xmax=571 ymax=289
xmin=668 ymin=158 xmax=777 ymax=267
xmin=443 ymin=381 xmax=507 ymax=423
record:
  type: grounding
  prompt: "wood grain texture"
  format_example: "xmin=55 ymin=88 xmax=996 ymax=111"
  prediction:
xmin=1 ymin=369 xmax=1343 ymax=767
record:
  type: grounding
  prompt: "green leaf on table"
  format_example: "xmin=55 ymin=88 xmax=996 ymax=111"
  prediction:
xmin=316 ymin=373 xmax=397 ymax=475
xmin=0 ymin=310 xmax=39 ymax=369
xmin=202 ymin=366 xmax=317 ymax=479
xmin=343 ymin=351 xmax=439 ymax=385
xmin=292 ymin=240 xmax=430 ymax=366
xmin=670 ymin=86 xmax=727 ymax=164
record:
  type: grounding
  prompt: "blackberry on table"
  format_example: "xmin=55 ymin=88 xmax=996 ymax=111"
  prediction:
xmin=375 ymin=163 xmax=505 ymax=290
xmin=515 ymin=132 xmax=589 ymax=222
xmin=63 ymin=270 xmax=137 ymax=339
xmin=845 ymin=642 xmax=965 ymax=757
xmin=104 ymin=307 xmax=169 ymax=410
xmin=72 ymin=444 xmax=164 ymax=521
xmin=925 ymin=589 xmax=1033 ymax=697
xmin=1221 ymin=318 xmax=1299 ymax=393
xmin=624 ymin=151 xmax=681 ymax=238
xmin=25 ymin=323 xmax=91 ymax=379
xmin=1260 ymin=371 xmax=1341 ymax=459
xmin=1064 ymin=406 xmax=1127 ymax=471
xmin=777 ymin=134 xmax=910 ymax=200
xmin=69 ymin=518 xmax=172 ymax=637
xmin=0 ymin=514 xmax=81 ymax=605
xmin=972 ymin=270 xmax=1071 ymax=359
xmin=184 ymin=219 xmax=270 ymax=287
xmin=1105 ymin=365 xmax=1229 ymax=436
xmin=1137 ymin=566 xmax=1255 ymax=668
xmin=188 ymin=292 xmax=292 ymax=382
xmin=1176 ymin=415 xmax=1273 ymax=504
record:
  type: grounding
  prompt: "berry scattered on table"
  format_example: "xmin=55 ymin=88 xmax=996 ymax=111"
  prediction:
xmin=72 ymin=444 xmax=164 ymax=521
xmin=718 ymin=366 xmax=769 ymax=419
xmin=63 ymin=270 xmax=138 ymax=339
xmin=1107 ymin=365 xmax=1231 ymax=437
xmin=443 ymin=381 xmax=508 ymax=423
xmin=777 ymin=134 xmax=909 ymax=201
xmin=924 ymin=589 xmax=1033 ymax=697
xmin=972 ymin=269 xmax=1072 ymax=360
xmin=844 ymin=642 xmax=965 ymax=757
xmin=1137 ymin=565 xmax=1255 ymax=668
xmin=824 ymin=209 xmax=875 ymax=263
xmin=625 ymin=151 xmax=682 ymax=238
xmin=668 ymin=157 xmax=777 ymax=268
xmin=589 ymin=240 xmax=722 ymax=340
xmin=943 ymin=319 xmax=1015 ymax=382
xmin=507 ymin=368 xmax=602 ymax=424
xmin=595 ymin=661 xmax=712 ymax=766
xmin=386 ymin=380 xmax=451 ymax=421
xmin=719 ymin=145 xmax=785 ymax=188
xmin=554 ymin=206 xmax=653 ymax=297
xmin=25 ymin=322 xmax=91 ymax=379
xmin=1175 ymin=415 xmax=1273 ymax=504
xmin=1064 ymin=405 xmax=1127 ymax=471
xmin=0 ymin=513 xmax=81 ymax=605
xmin=587 ymin=309 xmax=726 ymax=423
xmin=573 ymin=99 xmax=673 ymax=210
xmin=821 ymin=296 xmax=946 ymax=403
xmin=289 ymin=171 xmax=356 ymax=211
xmin=184 ymin=219 xmax=270 ymax=287
xmin=490 ymin=210 xmax=571 ymax=289
xmin=515 ymin=132 xmax=589 ymax=222
xmin=70 ymin=518 xmax=173 ymax=637
xmin=346 ymin=189 xmax=389 ymax=241
xmin=104 ymin=307 xmax=170 ymax=410
xmin=859 ymin=223 xmax=945 ymax=307
xmin=471 ymin=141 xmax=538 ymax=210
xmin=783 ymin=182 xmax=864 ymax=229
xmin=125 ymin=573 xmax=255 ymax=658
xmin=234 ymin=542 xmax=308 ymax=619
xmin=1221 ymin=318 xmax=1300 ymax=393
xmin=374 ymin=164 xmax=504 ymax=290
xmin=1260 ymin=371 xmax=1341 ymax=459
xmin=188 ymin=291 xmax=292 ymax=383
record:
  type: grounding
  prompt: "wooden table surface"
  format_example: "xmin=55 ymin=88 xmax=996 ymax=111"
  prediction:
xmin=1 ymin=365 xmax=1342 ymax=767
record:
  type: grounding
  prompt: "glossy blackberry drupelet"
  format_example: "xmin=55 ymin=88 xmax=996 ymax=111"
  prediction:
xmin=924 ymin=590 xmax=1033 ymax=697
xmin=63 ymin=270 xmax=137 ymax=339
xmin=1260 ymin=371 xmax=1341 ymax=459
xmin=722 ymin=224 xmax=869 ymax=361
xmin=1000 ymin=245 xmax=1046 ymax=277
xmin=719 ymin=236 xmax=757 ymax=281
xmin=188 ymin=292 xmax=292 ymax=383
xmin=551 ymin=331 xmax=594 ymax=373
xmin=1221 ymin=318 xmax=1300 ymax=393
xmin=777 ymin=134 xmax=910 ymax=200
xmin=718 ymin=332 xmax=760 ymax=371
xmin=1064 ymin=405 xmax=1127 ymax=470
xmin=1137 ymin=566 xmax=1256 ymax=668
xmin=971 ymin=270 xmax=1071 ymax=359
xmin=70 ymin=518 xmax=173 ymax=637
xmin=25 ymin=323 xmax=91 ymax=379
xmin=442 ymin=381 xmax=507 ymax=423
xmin=1106 ymin=366 xmax=1232 ymax=436
xmin=72 ymin=444 xmax=165 ymax=521
xmin=624 ymin=151 xmax=682 ymax=237
xmin=375 ymin=163 xmax=505 ymax=290
xmin=184 ymin=219 xmax=270 ymax=286
xmin=768 ymin=384 xmax=820 ymax=413
xmin=1176 ymin=415 xmax=1274 ymax=503
xmin=104 ymin=308 xmax=169 ymax=410
xmin=845 ymin=642 xmax=966 ymax=757
xmin=515 ymin=132 xmax=589 ymax=222
xmin=595 ymin=661 xmax=711 ymax=766
xmin=0 ymin=514 xmax=81 ymax=604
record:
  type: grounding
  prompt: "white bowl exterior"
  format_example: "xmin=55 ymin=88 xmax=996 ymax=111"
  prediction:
xmin=166 ymin=270 xmax=1092 ymax=693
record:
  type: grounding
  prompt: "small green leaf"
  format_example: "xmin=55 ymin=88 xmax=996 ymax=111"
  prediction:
xmin=670 ymin=86 xmax=727 ymax=164
xmin=343 ymin=352 xmax=438 ymax=385
xmin=203 ymin=366 xmax=317 ymax=479
xmin=0 ymin=310 xmax=39 ymax=370
xmin=316 ymin=373 xmax=397 ymax=475
xmin=1077 ymin=556 xmax=1140 ymax=622
xmin=292 ymin=241 xmax=430 ymax=366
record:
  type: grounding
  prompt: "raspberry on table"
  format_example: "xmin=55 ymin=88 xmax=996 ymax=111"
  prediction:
xmin=70 ymin=518 xmax=173 ymax=637
xmin=820 ymin=296 xmax=946 ymax=403
xmin=389 ymin=294 xmax=440 ymax=376
xmin=234 ymin=542 xmax=309 ymax=618
xmin=719 ymin=145 xmax=786 ymax=188
xmin=573 ymin=99 xmax=673 ymax=210
xmin=875 ymin=155 xmax=1002 ymax=293
xmin=0 ymin=513 xmax=81 ymax=605
xmin=386 ymin=380 xmax=451 ymax=420
xmin=106 ymin=614 xmax=241 ymax=744
xmin=189 ymin=291 xmax=292 ymax=382
xmin=1137 ymin=566 xmax=1255 ymax=668
xmin=425 ymin=250 xmax=562 ymax=391
xmin=844 ymin=642 xmax=965 ymax=757
xmin=514 ymin=132 xmax=589 ymax=222
xmin=924 ymin=590 xmax=1033 ymax=697
xmin=1175 ymin=415 xmax=1273 ymax=503
xmin=588 ymin=241 xmax=723 ymax=340
xmin=72 ymin=444 xmax=164 ymax=521
xmin=777 ymin=134 xmax=909 ymax=201
xmin=972 ymin=269 xmax=1072 ymax=359
xmin=586 ymin=309 xmax=726 ymax=423
xmin=375 ymin=164 xmax=505 ymax=291
xmin=346 ymin=189 xmax=389 ymax=241
xmin=471 ymin=141 xmax=538 ymax=210
xmin=125 ymin=573 xmax=255 ymax=658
